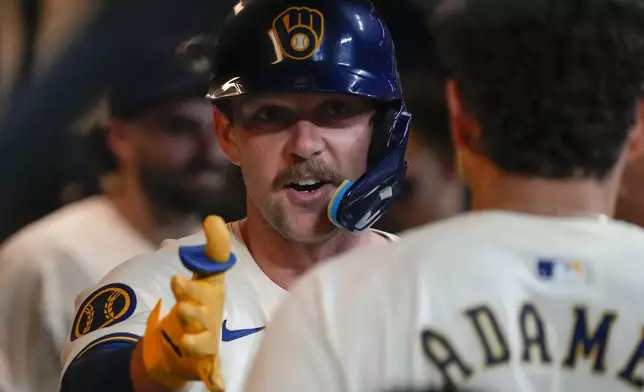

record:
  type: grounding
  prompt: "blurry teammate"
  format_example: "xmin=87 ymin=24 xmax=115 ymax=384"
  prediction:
xmin=377 ymin=69 xmax=464 ymax=233
xmin=60 ymin=0 xmax=408 ymax=391
xmin=243 ymin=0 xmax=644 ymax=391
xmin=375 ymin=0 xmax=465 ymax=234
xmin=0 ymin=32 xmax=233 ymax=392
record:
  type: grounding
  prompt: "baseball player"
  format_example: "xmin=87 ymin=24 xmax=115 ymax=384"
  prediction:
xmin=242 ymin=0 xmax=644 ymax=391
xmin=0 ymin=31 xmax=233 ymax=392
xmin=59 ymin=0 xmax=410 ymax=391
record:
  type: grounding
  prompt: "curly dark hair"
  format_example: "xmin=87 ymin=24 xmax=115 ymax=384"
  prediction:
xmin=432 ymin=0 xmax=644 ymax=180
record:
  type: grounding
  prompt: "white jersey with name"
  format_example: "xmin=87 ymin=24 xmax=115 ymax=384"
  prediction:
xmin=245 ymin=211 xmax=644 ymax=392
xmin=61 ymin=221 xmax=398 ymax=392
xmin=0 ymin=196 xmax=154 ymax=392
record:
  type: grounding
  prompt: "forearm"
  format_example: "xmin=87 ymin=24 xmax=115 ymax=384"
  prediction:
xmin=60 ymin=340 xmax=186 ymax=392
xmin=60 ymin=343 xmax=137 ymax=392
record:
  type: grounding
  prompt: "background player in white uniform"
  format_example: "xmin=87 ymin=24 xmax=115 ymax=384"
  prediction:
xmin=0 ymin=31 xmax=234 ymax=392
xmin=59 ymin=0 xmax=409 ymax=391
xmin=243 ymin=0 xmax=644 ymax=391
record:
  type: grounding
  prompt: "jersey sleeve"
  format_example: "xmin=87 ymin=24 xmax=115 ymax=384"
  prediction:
xmin=60 ymin=251 xmax=180 ymax=392
xmin=243 ymin=270 xmax=344 ymax=392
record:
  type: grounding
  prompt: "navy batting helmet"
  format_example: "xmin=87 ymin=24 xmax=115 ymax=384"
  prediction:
xmin=207 ymin=0 xmax=412 ymax=233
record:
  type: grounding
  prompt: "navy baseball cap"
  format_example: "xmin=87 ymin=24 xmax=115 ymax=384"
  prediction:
xmin=109 ymin=33 xmax=215 ymax=117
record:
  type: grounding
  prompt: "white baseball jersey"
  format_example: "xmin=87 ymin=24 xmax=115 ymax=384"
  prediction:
xmin=0 ymin=196 xmax=154 ymax=392
xmin=245 ymin=211 xmax=644 ymax=392
xmin=60 ymin=220 xmax=398 ymax=392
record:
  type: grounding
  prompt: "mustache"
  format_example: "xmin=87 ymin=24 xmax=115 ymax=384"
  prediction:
xmin=273 ymin=160 xmax=345 ymax=189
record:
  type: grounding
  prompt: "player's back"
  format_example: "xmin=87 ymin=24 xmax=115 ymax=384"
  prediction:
xmin=311 ymin=211 xmax=644 ymax=392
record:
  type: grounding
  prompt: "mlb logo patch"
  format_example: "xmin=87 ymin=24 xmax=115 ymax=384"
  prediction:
xmin=536 ymin=258 xmax=589 ymax=283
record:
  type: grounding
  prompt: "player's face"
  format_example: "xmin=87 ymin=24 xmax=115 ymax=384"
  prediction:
xmin=223 ymin=93 xmax=375 ymax=243
xmin=124 ymin=98 xmax=232 ymax=214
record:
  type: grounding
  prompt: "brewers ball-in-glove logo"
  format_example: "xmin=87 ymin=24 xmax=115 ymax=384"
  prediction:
xmin=70 ymin=283 xmax=137 ymax=341
xmin=272 ymin=7 xmax=324 ymax=60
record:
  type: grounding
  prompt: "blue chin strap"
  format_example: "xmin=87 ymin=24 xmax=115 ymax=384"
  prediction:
xmin=327 ymin=110 xmax=412 ymax=233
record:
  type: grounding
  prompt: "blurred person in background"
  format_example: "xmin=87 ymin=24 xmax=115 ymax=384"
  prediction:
xmin=374 ymin=0 xmax=465 ymax=234
xmin=0 ymin=0 xmax=104 ymax=242
xmin=377 ymin=69 xmax=464 ymax=233
xmin=0 ymin=32 xmax=237 ymax=392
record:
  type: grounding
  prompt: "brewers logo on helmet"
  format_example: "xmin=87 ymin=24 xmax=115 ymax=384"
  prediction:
xmin=271 ymin=7 xmax=325 ymax=60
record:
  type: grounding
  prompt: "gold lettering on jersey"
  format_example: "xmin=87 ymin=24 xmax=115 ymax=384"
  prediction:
xmin=421 ymin=329 xmax=473 ymax=385
xmin=70 ymin=283 xmax=138 ymax=341
xmin=519 ymin=303 xmax=552 ymax=364
xmin=562 ymin=306 xmax=616 ymax=373
xmin=464 ymin=305 xmax=510 ymax=367
xmin=617 ymin=328 xmax=644 ymax=388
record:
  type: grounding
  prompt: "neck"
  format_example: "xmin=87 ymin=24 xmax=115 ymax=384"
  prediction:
xmin=241 ymin=203 xmax=386 ymax=290
xmin=104 ymin=173 xmax=201 ymax=246
xmin=616 ymin=189 xmax=644 ymax=228
xmin=471 ymin=174 xmax=617 ymax=218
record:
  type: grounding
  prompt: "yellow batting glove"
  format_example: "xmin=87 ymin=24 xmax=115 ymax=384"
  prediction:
xmin=141 ymin=216 xmax=236 ymax=391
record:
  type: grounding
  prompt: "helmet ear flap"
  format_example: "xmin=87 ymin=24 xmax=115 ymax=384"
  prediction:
xmin=329 ymin=109 xmax=412 ymax=233
xmin=368 ymin=103 xmax=402 ymax=167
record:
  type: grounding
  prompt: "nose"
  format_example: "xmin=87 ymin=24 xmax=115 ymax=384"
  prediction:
xmin=285 ymin=120 xmax=325 ymax=161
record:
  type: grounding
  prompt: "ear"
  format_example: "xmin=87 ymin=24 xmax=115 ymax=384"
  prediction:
xmin=106 ymin=118 xmax=134 ymax=165
xmin=445 ymin=80 xmax=480 ymax=151
xmin=213 ymin=108 xmax=241 ymax=166
xmin=626 ymin=99 xmax=644 ymax=162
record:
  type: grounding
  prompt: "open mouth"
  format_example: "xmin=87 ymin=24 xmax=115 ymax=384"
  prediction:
xmin=286 ymin=179 xmax=330 ymax=193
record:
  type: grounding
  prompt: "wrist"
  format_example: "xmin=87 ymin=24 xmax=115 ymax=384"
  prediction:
xmin=131 ymin=340 xmax=185 ymax=391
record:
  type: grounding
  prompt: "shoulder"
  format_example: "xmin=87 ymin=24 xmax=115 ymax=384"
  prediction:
xmin=63 ymin=234 xmax=200 ymax=351
xmin=101 ymin=231 xmax=208 ymax=288
xmin=0 ymin=198 xmax=116 ymax=281
xmin=0 ymin=197 xmax=121 ymax=262
xmin=287 ymin=214 xmax=488 ymax=316
xmin=325 ymin=214 xmax=475 ymax=276
xmin=299 ymin=211 xmax=644 ymax=316
xmin=100 ymin=221 xmax=253 ymax=288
